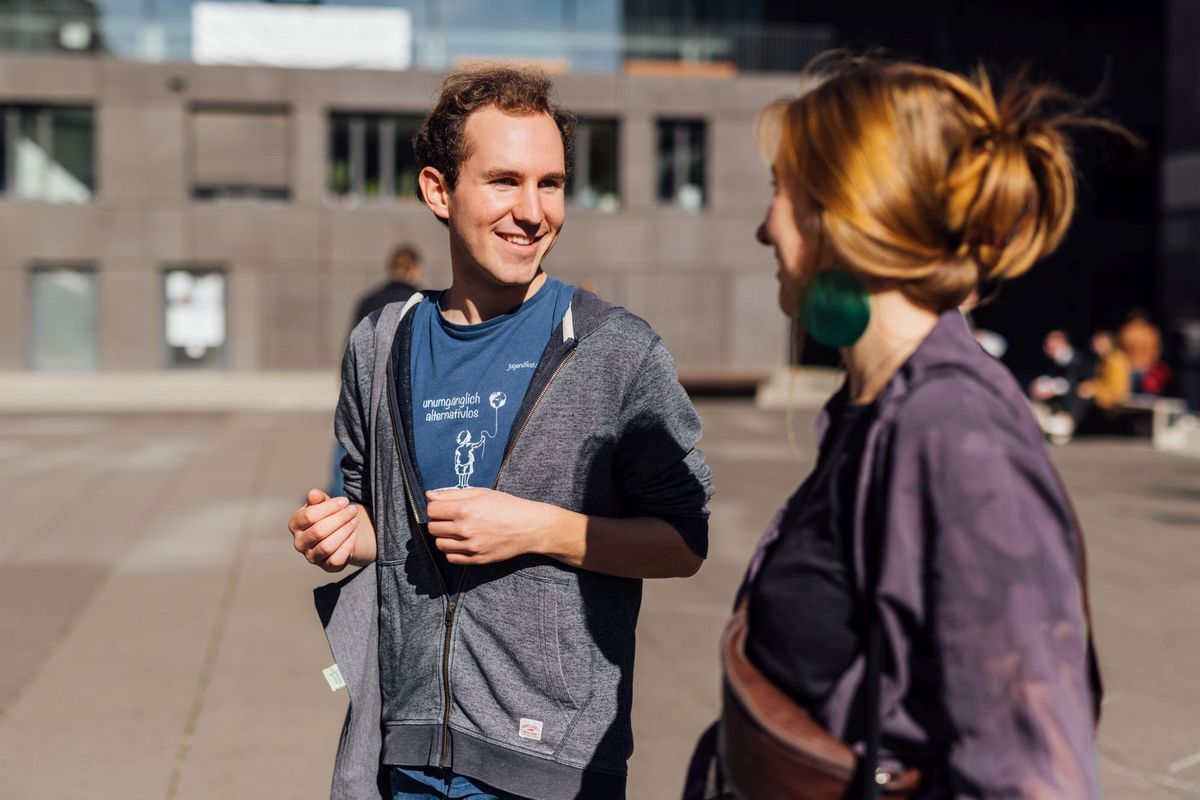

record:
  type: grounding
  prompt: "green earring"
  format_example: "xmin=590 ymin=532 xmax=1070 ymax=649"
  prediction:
xmin=801 ymin=270 xmax=871 ymax=348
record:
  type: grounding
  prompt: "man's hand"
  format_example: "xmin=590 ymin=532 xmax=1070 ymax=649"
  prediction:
xmin=425 ymin=488 xmax=702 ymax=578
xmin=425 ymin=488 xmax=548 ymax=565
xmin=289 ymin=489 xmax=375 ymax=572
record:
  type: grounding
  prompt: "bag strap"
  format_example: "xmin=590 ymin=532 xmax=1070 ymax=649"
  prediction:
xmin=859 ymin=436 xmax=890 ymax=799
xmin=366 ymin=293 xmax=423 ymax=503
xmin=680 ymin=720 xmax=725 ymax=800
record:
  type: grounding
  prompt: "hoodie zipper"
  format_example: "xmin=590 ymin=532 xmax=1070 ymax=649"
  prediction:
xmin=385 ymin=361 xmax=461 ymax=767
xmin=386 ymin=342 xmax=579 ymax=768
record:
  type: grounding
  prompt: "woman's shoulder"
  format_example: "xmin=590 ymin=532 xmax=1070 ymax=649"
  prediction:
xmin=891 ymin=360 xmax=1034 ymax=445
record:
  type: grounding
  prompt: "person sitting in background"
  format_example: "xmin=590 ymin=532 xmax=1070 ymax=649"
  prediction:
xmin=1078 ymin=329 xmax=1131 ymax=410
xmin=1029 ymin=329 xmax=1093 ymax=443
xmin=1119 ymin=309 xmax=1171 ymax=394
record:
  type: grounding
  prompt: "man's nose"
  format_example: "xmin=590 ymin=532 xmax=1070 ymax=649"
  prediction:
xmin=513 ymin=184 xmax=545 ymax=228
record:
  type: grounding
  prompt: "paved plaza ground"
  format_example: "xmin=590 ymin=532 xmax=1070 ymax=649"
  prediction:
xmin=1 ymin=396 xmax=1199 ymax=798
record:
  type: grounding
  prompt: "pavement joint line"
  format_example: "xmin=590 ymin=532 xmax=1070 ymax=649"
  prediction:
xmin=1101 ymin=748 xmax=1200 ymax=795
xmin=1170 ymin=750 xmax=1200 ymax=775
xmin=0 ymin=418 xmax=208 ymax=724
xmin=163 ymin=423 xmax=277 ymax=800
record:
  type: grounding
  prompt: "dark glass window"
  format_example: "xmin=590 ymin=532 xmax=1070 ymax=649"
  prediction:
xmin=29 ymin=265 xmax=98 ymax=370
xmin=51 ymin=107 xmax=96 ymax=195
xmin=163 ymin=267 xmax=227 ymax=369
xmin=569 ymin=117 xmax=620 ymax=211
xmin=656 ymin=118 xmax=706 ymax=210
xmin=0 ymin=111 xmax=6 ymax=194
xmin=0 ymin=104 xmax=95 ymax=203
xmin=327 ymin=112 xmax=424 ymax=204
xmin=328 ymin=115 xmax=351 ymax=195
xmin=393 ymin=120 xmax=420 ymax=199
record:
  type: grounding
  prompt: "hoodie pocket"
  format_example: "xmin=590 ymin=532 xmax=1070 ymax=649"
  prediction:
xmin=450 ymin=570 xmax=581 ymax=757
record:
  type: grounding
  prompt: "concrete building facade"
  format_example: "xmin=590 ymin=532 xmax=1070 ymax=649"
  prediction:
xmin=0 ymin=52 xmax=797 ymax=378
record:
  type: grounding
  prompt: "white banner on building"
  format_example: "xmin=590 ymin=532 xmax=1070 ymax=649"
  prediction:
xmin=193 ymin=2 xmax=412 ymax=70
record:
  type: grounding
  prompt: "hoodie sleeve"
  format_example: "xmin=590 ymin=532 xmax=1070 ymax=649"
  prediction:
xmin=611 ymin=336 xmax=715 ymax=558
xmin=888 ymin=377 xmax=1099 ymax=798
xmin=334 ymin=314 xmax=376 ymax=510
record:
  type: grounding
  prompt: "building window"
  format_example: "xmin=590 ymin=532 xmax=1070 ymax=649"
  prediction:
xmin=163 ymin=267 xmax=227 ymax=369
xmin=191 ymin=105 xmax=290 ymax=200
xmin=569 ymin=117 xmax=620 ymax=211
xmin=328 ymin=112 xmax=423 ymax=205
xmin=29 ymin=265 xmax=98 ymax=370
xmin=656 ymin=118 xmax=706 ymax=211
xmin=1 ymin=105 xmax=95 ymax=203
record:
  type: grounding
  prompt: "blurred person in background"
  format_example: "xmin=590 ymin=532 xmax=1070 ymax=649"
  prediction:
xmin=1078 ymin=329 xmax=1131 ymax=411
xmin=699 ymin=56 xmax=1107 ymax=799
xmin=1118 ymin=308 xmax=1171 ymax=394
xmin=1028 ymin=329 xmax=1094 ymax=444
xmin=353 ymin=244 xmax=424 ymax=328
xmin=330 ymin=244 xmax=424 ymax=497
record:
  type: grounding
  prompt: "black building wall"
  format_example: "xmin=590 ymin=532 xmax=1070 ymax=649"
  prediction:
xmin=706 ymin=0 xmax=1165 ymax=370
xmin=1162 ymin=0 xmax=1200 ymax=351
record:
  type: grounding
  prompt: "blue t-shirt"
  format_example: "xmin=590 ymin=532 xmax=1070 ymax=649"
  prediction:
xmin=408 ymin=275 xmax=575 ymax=587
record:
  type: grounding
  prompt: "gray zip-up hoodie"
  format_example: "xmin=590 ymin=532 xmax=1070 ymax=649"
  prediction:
xmin=316 ymin=288 xmax=714 ymax=800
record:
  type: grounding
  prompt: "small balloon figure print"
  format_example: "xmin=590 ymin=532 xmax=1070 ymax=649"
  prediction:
xmin=450 ymin=390 xmax=508 ymax=488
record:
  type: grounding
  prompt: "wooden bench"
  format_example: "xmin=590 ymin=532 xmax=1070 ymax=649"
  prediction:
xmin=1092 ymin=395 xmax=1188 ymax=444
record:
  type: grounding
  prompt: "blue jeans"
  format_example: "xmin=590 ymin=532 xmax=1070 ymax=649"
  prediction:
xmin=389 ymin=766 xmax=525 ymax=800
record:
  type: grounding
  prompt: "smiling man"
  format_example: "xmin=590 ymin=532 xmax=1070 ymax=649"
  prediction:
xmin=288 ymin=68 xmax=714 ymax=800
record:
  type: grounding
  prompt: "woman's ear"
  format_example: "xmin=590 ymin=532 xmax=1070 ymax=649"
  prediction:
xmin=418 ymin=167 xmax=451 ymax=221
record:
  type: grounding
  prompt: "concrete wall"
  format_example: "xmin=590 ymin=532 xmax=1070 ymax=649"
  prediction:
xmin=0 ymin=53 xmax=798 ymax=376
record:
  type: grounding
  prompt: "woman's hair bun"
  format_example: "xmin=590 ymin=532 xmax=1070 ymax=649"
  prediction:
xmin=764 ymin=56 xmax=1134 ymax=310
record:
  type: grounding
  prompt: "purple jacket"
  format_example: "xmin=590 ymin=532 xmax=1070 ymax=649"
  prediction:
xmin=746 ymin=311 xmax=1100 ymax=798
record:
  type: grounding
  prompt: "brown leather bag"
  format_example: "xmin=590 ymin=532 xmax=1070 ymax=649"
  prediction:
xmin=717 ymin=599 xmax=920 ymax=800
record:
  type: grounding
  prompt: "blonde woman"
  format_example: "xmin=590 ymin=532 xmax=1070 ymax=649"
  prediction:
xmin=718 ymin=58 xmax=1111 ymax=798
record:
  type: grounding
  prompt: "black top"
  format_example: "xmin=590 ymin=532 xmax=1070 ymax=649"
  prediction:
xmin=352 ymin=280 xmax=419 ymax=332
xmin=744 ymin=395 xmax=876 ymax=710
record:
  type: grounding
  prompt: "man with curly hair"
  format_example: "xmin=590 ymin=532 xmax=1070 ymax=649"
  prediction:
xmin=289 ymin=66 xmax=713 ymax=800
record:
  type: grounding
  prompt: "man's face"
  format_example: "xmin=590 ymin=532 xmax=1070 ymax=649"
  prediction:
xmin=1044 ymin=330 xmax=1069 ymax=361
xmin=444 ymin=107 xmax=566 ymax=289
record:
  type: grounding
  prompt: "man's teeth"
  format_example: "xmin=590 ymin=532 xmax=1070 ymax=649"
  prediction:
xmin=500 ymin=233 xmax=534 ymax=245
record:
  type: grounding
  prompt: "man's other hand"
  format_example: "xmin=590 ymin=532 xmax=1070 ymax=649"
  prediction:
xmin=289 ymin=489 xmax=364 ymax=572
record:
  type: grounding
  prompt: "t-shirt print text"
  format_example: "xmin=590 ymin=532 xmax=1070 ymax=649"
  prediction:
xmin=507 ymin=360 xmax=537 ymax=372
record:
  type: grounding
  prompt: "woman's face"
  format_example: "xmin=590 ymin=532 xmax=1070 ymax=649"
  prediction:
xmin=756 ymin=166 xmax=819 ymax=317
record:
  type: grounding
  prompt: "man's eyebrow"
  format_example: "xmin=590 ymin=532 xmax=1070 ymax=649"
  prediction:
xmin=481 ymin=168 xmax=520 ymax=180
xmin=480 ymin=168 xmax=566 ymax=183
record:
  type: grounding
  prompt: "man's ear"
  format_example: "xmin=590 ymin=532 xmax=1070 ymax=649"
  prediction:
xmin=419 ymin=167 xmax=451 ymax=221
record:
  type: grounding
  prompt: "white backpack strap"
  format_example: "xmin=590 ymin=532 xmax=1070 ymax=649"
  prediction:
xmin=561 ymin=303 xmax=575 ymax=343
